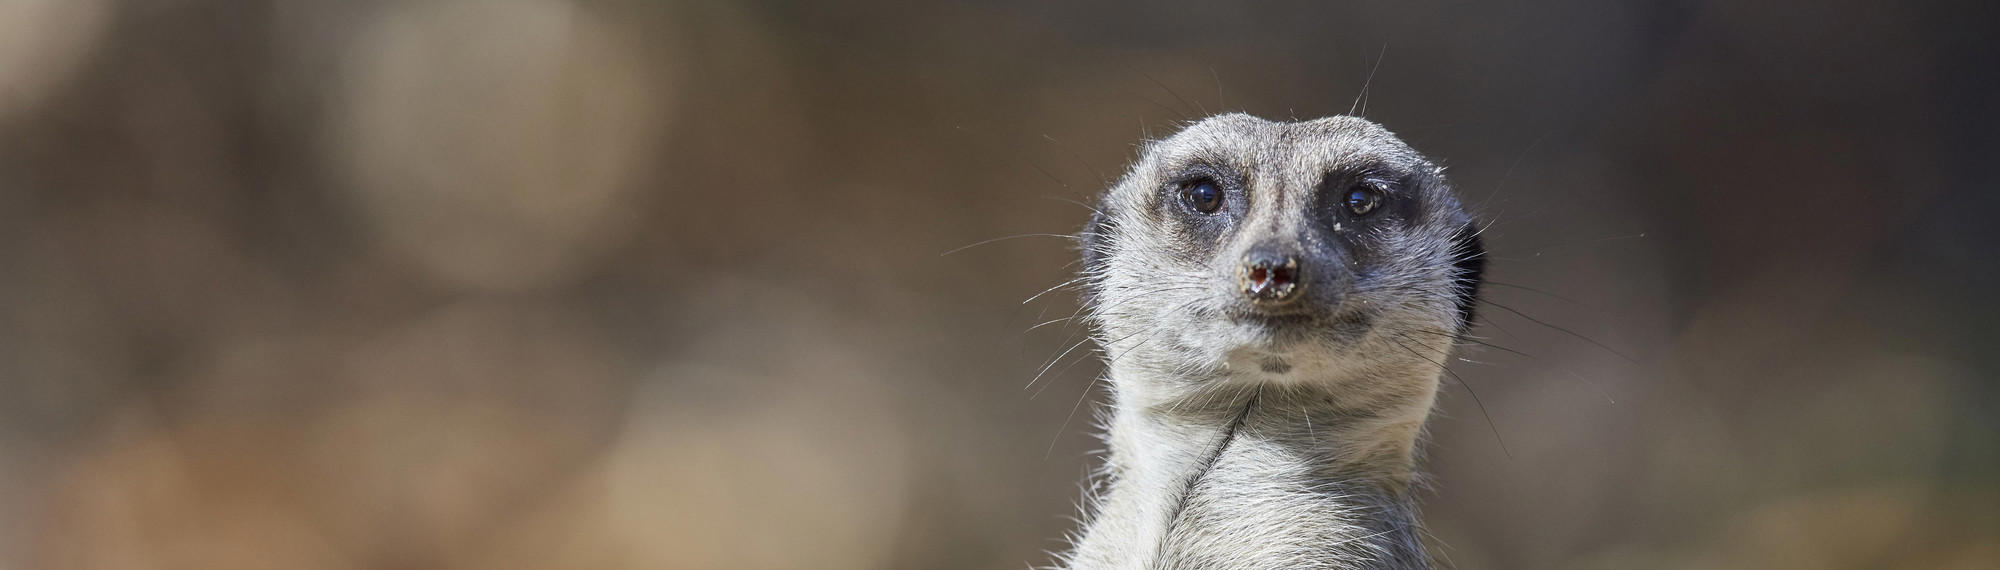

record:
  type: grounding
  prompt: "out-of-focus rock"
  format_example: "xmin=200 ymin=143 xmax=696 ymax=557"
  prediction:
xmin=0 ymin=0 xmax=109 ymax=122
xmin=332 ymin=0 xmax=673 ymax=292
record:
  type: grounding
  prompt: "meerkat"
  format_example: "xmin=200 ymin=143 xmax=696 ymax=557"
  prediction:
xmin=1057 ymin=114 xmax=1484 ymax=570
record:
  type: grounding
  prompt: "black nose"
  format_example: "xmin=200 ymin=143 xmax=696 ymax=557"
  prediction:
xmin=1242 ymin=251 xmax=1304 ymax=305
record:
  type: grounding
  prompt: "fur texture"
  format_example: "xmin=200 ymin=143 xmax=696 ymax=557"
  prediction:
xmin=1059 ymin=114 xmax=1483 ymax=570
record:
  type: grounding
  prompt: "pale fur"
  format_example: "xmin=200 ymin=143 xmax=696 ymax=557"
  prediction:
xmin=1058 ymin=114 xmax=1480 ymax=570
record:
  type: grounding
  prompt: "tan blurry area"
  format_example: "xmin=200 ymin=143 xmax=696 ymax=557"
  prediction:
xmin=0 ymin=1 xmax=1995 ymax=569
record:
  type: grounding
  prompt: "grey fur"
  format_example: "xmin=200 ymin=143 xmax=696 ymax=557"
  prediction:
xmin=1058 ymin=114 xmax=1482 ymax=570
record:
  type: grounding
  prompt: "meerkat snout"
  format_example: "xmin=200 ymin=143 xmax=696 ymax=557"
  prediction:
xmin=1240 ymin=247 xmax=1304 ymax=306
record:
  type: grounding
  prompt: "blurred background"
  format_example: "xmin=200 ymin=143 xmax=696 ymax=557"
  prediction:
xmin=1 ymin=0 xmax=1995 ymax=568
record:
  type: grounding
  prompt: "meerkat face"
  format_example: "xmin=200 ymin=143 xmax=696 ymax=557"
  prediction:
xmin=1081 ymin=114 xmax=1483 ymax=388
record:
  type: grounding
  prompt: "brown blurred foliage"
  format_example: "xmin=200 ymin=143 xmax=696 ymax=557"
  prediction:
xmin=0 ymin=1 xmax=1995 ymax=568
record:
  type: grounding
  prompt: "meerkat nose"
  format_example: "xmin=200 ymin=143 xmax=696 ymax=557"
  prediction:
xmin=1242 ymin=249 xmax=1304 ymax=306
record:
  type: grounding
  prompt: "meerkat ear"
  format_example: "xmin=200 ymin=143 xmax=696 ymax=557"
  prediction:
xmin=1449 ymin=222 xmax=1486 ymax=333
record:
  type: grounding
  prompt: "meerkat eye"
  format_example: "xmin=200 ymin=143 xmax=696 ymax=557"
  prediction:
xmin=1345 ymin=185 xmax=1383 ymax=216
xmin=1182 ymin=180 xmax=1224 ymax=214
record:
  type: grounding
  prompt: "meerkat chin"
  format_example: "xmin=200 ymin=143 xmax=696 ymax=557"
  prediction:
xmin=1059 ymin=114 xmax=1483 ymax=570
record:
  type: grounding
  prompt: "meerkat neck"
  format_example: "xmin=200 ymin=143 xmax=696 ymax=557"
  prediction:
xmin=1111 ymin=360 xmax=1441 ymax=488
xmin=1064 ymin=365 xmax=1437 ymax=569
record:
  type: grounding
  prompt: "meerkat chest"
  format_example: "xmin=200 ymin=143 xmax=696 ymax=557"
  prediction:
xmin=1151 ymin=436 xmax=1423 ymax=570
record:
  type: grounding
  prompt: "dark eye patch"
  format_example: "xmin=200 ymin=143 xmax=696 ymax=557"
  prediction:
xmin=1318 ymin=166 xmax=1412 ymax=222
xmin=1160 ymin=161 xmax=1242 ymax=217
xmin=1153 ymin=161 xmax=1244 ymax=263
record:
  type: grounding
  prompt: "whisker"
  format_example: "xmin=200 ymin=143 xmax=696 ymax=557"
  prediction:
xmin=1349 ymin=43 xmax=1388 ymax=117
xmin=1209 ymin=67 xmax=1227 ymax=111
xmin=1025 ymin=316 xmax=1076 ymax=333
xmin=1041 ymin=133 xmax=1112 ymax=186
xmin=1026 ymin=334 xmax=1104 ymax=391
xmin=1477 ymin=298 xmax=1637 ymax=363
xmin=1023 ymin=275 xmax=1092 ymax=305
xmin=1482 ymin=280 xmax=1588 ymax=306
xmin=1043 ymin=300 xmax=1199 ymax=458
xmin=1045 ymin=297 xmax=1207 ymax=407
xmin=1033 ymin=164 xmax=1074 ymax=190
xmin=1400 ymin=327 xmax=1618 ymax=404
xmin=1395 ymin=327 xmax=1531 ymax=358
xmin=941 ymin=233 xmax=1078 ymax=257
xmin=1141 ymin=71 xmax=1202 ymax=118
xmin=1027 ymin=294 xmax=1194 ymax=395
xmin=1046 ymin=373 xmax=1103 ymax=460
xmin=1043 ymin=195 xmax=1106 ymax=218
xmin=1389 ymin=335 xmax=1511 ymax=458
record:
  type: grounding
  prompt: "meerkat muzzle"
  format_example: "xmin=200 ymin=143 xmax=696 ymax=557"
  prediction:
xmin=1242 ymin=252 xmax=1304 ymax=306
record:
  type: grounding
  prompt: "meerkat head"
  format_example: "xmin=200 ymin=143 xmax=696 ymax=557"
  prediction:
xmin=1081 ymin=114 xmax=1483 ymax=396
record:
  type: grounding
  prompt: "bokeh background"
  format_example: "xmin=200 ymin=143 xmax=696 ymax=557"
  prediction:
xmin=2 ymin=1 xmax=1995 ymax=568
